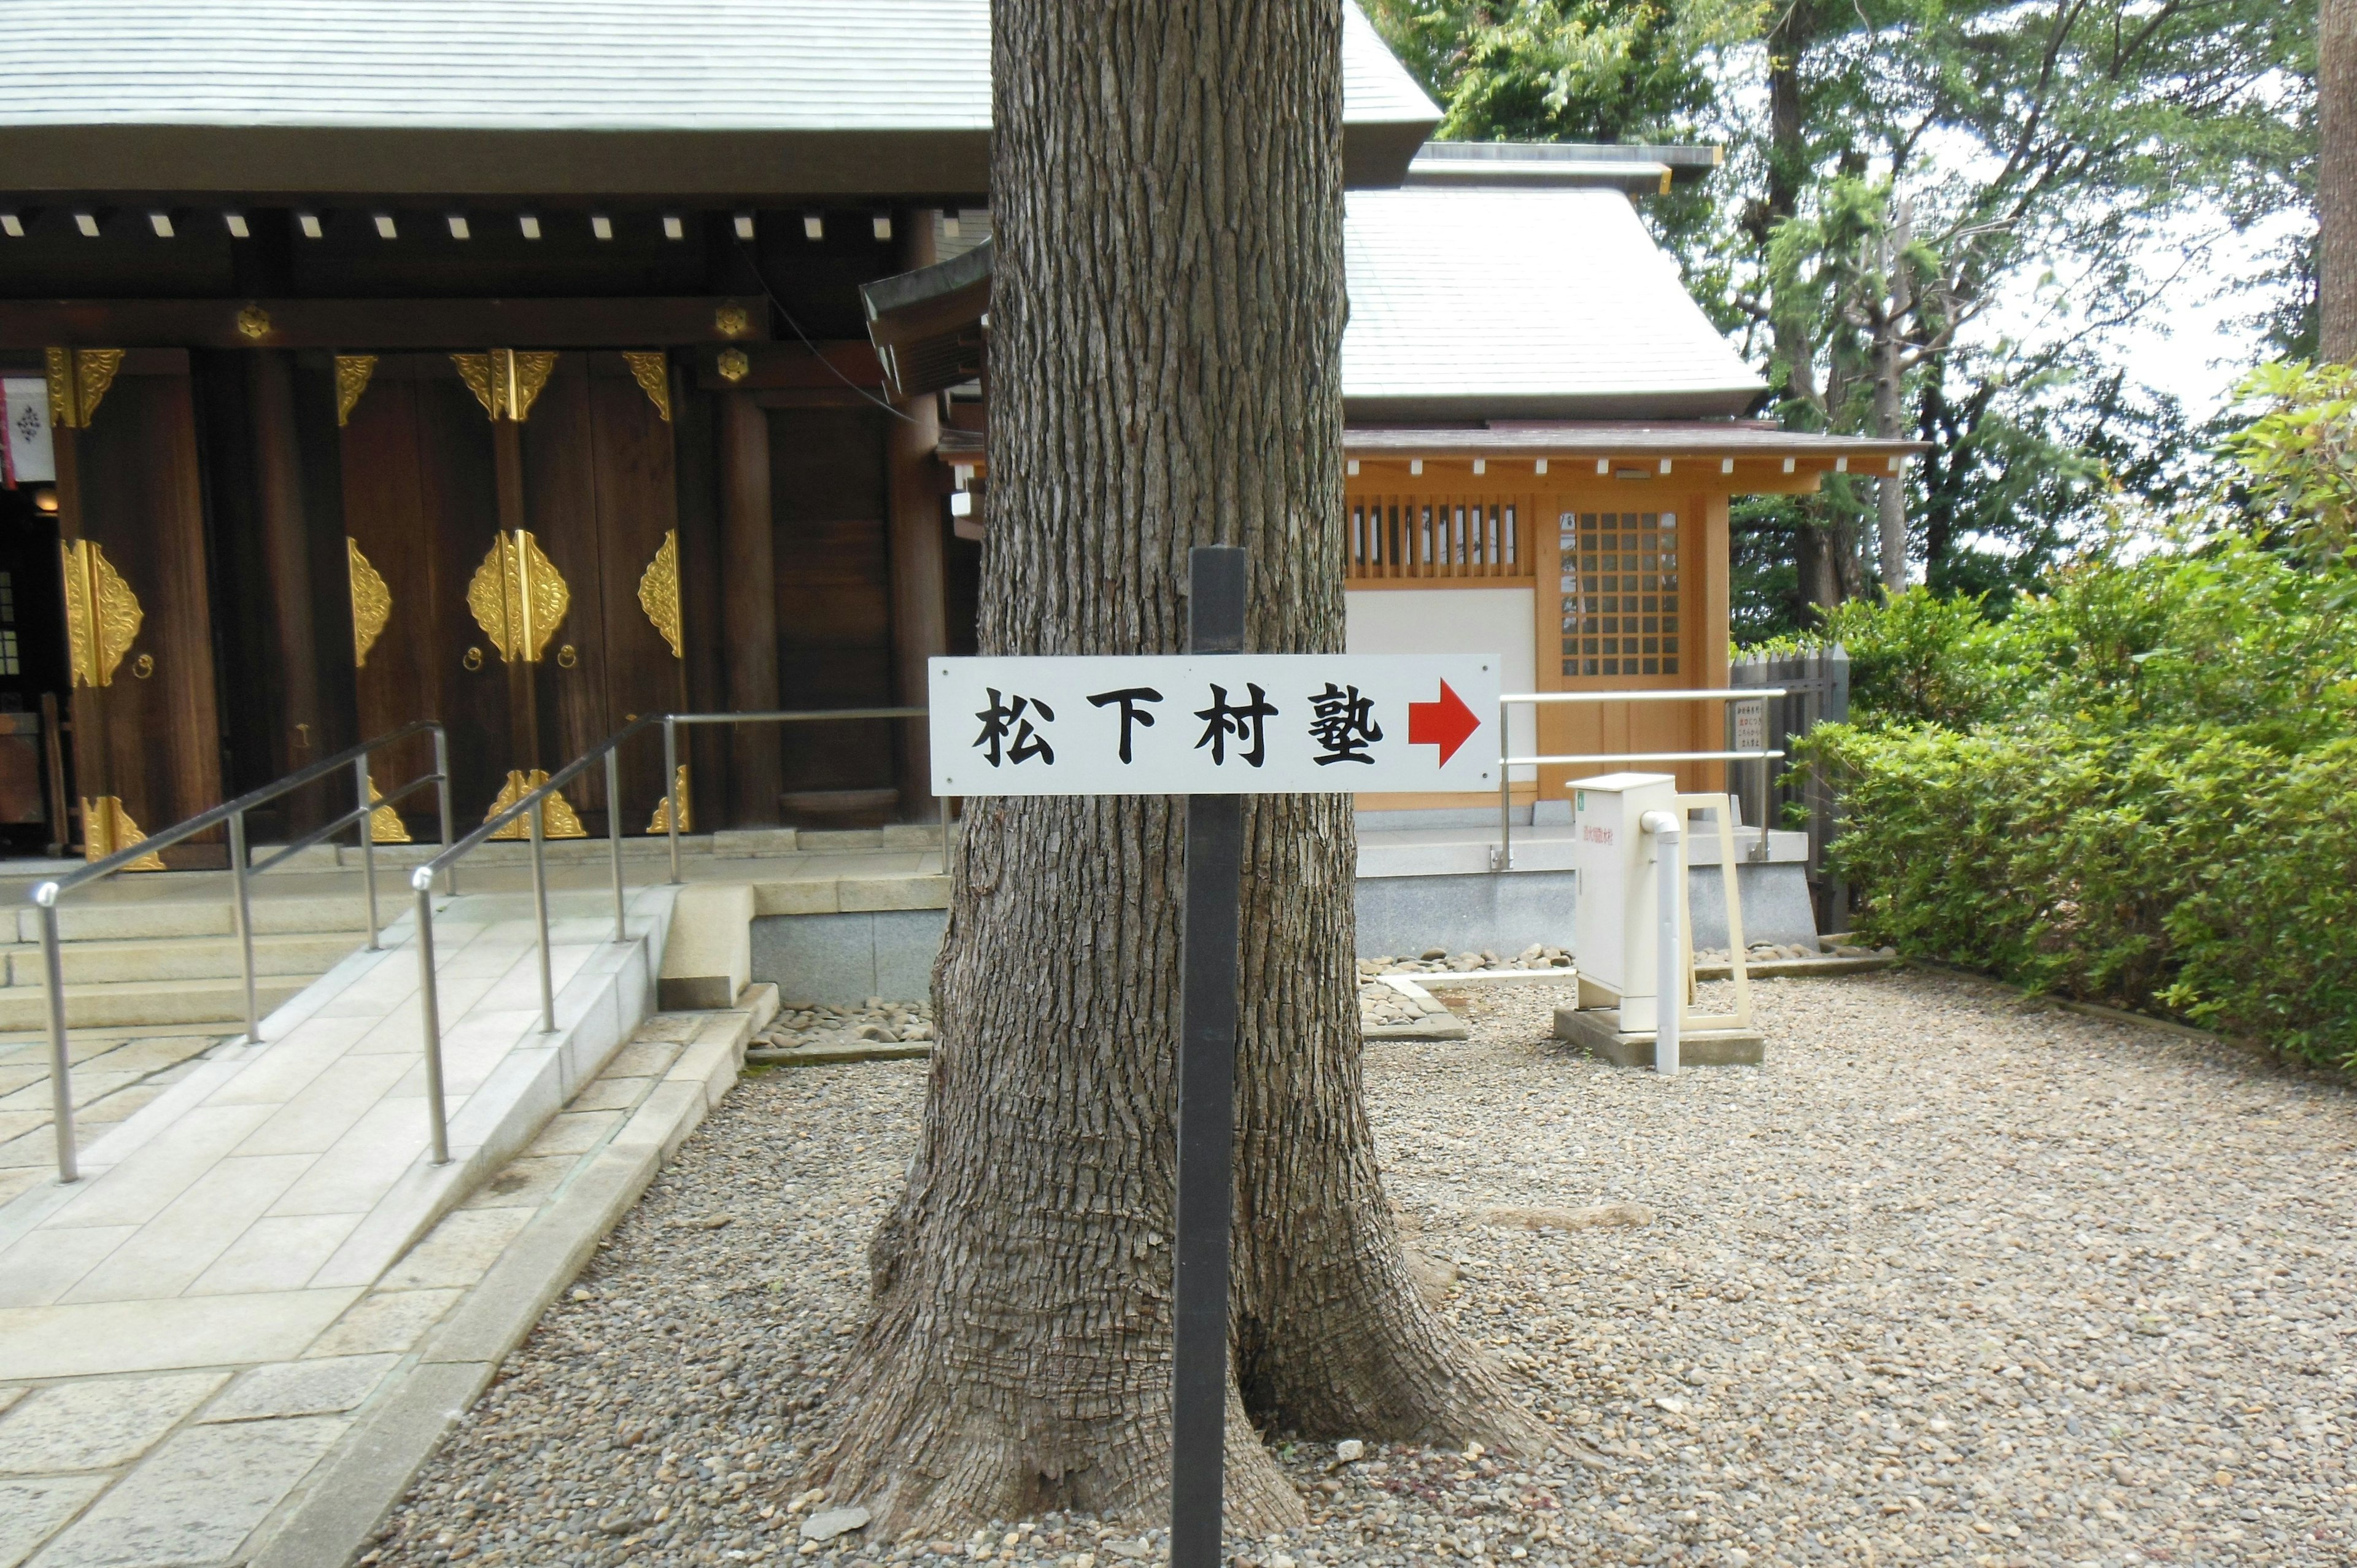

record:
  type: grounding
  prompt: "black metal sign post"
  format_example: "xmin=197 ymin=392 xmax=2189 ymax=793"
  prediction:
xmin=1169 ymin=544 xmax=1246 ymax=1568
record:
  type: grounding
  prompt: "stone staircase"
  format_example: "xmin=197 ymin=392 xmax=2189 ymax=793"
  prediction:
xmin=0 ymin=892 xmax=371 ymax=1030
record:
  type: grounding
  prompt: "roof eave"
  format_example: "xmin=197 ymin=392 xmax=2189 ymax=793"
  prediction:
xmin=0 ymin=112 xmax=1442 ymax=201
xmin=1344 ymin=389 xmax=1768 ymax=422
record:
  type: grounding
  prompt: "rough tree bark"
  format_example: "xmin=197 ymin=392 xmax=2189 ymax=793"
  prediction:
xmin=806 ymin=0 xmax=1538 ymax=1539
xmin=2324 ymin=0 xmax=2357 ymax=361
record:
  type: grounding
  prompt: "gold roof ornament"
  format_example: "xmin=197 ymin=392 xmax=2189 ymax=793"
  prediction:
xmin=621 ymin=351 xmax=672 ymax=422
xmin=647 ymin=765 xmax=691 ymax=833
xmin=347 ymin=538 xmax=392 ymax=666
xmin=714 ymin=301 xmax=750 ymax=338
xmin=45 ymin=347 xmax=125 ymax=429
xmin=334 ymin=354 xmax=378 ymax=427
xmin=636 ymin=529 xmax=683 ymax=658
xmin=715 ymin=347 xmax=750 ymax=384
xmin=236 ymin=304 xmax=273 ymax=341
xmin=60 ymin=538 xmax=142 ymax=688
xmin=485 ymin=770 xmax=587 ymax=840
xmin=466 ymin=530 xmax=569 ymax=664
xmin=451 ymin=349 xmax=558 ymax=421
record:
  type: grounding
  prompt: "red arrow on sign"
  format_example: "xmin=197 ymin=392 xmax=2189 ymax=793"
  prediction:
xmin=1407 ymin=679 xmax=1482 ymax=765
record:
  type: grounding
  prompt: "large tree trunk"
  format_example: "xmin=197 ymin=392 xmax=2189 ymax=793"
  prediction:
xmin=807 ymin=0 xmax=1535 ymax=1538
xmin=2324 ymin=0 xmax=2357 ymax=361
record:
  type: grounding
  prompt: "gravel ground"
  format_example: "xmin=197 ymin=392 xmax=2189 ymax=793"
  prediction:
xmin=371 ymin=967 xmax=2357 ymax=1568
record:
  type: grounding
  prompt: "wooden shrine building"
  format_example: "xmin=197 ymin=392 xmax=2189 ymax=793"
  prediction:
xmin=0 ymin=2 xmax=1908 ymax=862
xmin=878 ymin=141 xmax=1919 ymax=814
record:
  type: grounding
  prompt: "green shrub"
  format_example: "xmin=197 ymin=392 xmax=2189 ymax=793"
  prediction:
xmin=1816 ymin=722 xmax=2357 ymax=1066
xmin=1760 ymin=366 xmax=2357 ymax=1062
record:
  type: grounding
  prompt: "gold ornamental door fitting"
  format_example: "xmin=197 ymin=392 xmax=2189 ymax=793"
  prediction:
xmin=452 ymin=349 xmax=557 ymax=422
xmin=466 ymin=530 xmax=570 ymax=663
xmin=637 ymin=530 xmax=683 ymax=657
xmin=60 ymin=538 xmax=143 ymax=687
xmin=44 ymin=348 xmax=125 ymax=429
xmin=647 ymin=765 xmax=692 ymax=833
xmin=82 ymin=797 xmax=164 ymax=871
xmin=485 ymin=770 xmax=587 ymax=840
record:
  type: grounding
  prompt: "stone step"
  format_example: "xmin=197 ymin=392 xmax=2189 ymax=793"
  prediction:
xmin=0 ymin=930 xmax=363 ymax=987
xmin=0 ymin=973 xmax=312 ymax=1030
xmin=10 ymin=895 xmax=373 ymax=945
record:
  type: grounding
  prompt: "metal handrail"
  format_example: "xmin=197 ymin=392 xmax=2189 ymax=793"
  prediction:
xmin=654 ymin=708 xmax=942 ymax=884
xmin=32 ymin=719 xmax=454 ymax=1183
xmin=404 ymin=705 xmax=947 ymax=1169
xmin=404 ymin=716 xmax=662 ymax=1166
xmin=1493 ymin=689 xmax=1786 ymax=871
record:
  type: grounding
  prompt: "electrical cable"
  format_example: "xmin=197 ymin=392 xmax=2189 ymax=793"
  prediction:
xmin=729 ymin=236 xmax=924 ymax=425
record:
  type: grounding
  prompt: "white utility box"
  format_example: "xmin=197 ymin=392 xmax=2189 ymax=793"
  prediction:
xmin=1569 ymin=771 xmax=1681 ymax=1032
xmin=1562 ymin=773 xmax=1768 ymax=1068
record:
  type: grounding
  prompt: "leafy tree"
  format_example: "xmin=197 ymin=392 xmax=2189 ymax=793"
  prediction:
xmin=2221 ymin=358 xmax=2357 ymax=562
xmin=1369 ymin=0 xmax=2315 ymax=606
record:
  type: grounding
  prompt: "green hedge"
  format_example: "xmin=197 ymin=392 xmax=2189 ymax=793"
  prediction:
xmin=1764 ymin=366 xmax=2357 ymax=1065
xmin=1816 ymin=720 xmax=2357 ymax=1067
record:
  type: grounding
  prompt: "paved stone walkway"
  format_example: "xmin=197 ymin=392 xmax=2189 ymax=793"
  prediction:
xmin=0 ymin=885 xmax=683 ymax=1567
xmin=0 ymin=1000 xmax=762 ymax=1568
xmin=0 ymin=1032 xmax=230 ymax=1209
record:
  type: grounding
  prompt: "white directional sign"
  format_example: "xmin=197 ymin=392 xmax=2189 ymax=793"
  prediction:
xmin=930 ymin=655 xmax=1500 ymax=795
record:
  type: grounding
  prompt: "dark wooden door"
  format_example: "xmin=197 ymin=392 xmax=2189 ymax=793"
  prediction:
xmin=339 ymin=354 xmax=512 ymax=830
xmin=340 ymin=350 xmax=685 ymax=836
xmin=54 ymin=351 xmax=222 ymax=864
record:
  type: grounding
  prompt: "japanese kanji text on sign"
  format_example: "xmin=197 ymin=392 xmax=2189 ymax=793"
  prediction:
xmin=929 ymin=656 xmax=1500 ymax=795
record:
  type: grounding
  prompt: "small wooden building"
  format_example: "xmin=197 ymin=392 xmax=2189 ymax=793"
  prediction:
xmin=883 ymin=152 xmax=1917 ymax=815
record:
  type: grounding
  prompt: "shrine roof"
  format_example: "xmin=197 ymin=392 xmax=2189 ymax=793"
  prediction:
xmin=1342 ymin=188 xmax=1769 ymax=420
xmin=0 ymin=0 xmax=1438 ymax=196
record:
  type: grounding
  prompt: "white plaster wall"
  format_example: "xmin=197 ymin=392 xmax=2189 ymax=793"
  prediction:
xmin=1345 ymin=587 xmax=1538 ymax=781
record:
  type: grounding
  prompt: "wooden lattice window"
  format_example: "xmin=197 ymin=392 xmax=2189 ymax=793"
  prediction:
xmin=1560 ymin=511 xmax=1679 ymax=678
xmin=1345 ymin=496 xmax=1525 ymax=581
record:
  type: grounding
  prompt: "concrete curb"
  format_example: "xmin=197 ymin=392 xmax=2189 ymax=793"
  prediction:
xmin=1694 ymin=954 xmax=1899 ymax=981
xmin=746 ymin=1040 xmax=932 ymax=1066
xmin=238 ymin=991 xmax=773 ymax=1568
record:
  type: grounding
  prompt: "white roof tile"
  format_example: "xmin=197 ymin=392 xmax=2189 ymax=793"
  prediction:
xmin=0 ymin=0 xmax=1432 ymax=132
xmin=1342 ymin=188 xmax=1765 ymax=419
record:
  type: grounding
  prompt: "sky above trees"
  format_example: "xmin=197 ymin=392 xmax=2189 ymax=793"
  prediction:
xmin=1366 ymin=0 xmax=2313 ymax=631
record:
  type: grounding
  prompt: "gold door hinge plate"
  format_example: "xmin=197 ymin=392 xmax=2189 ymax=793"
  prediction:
xmin=646 ymin=765 xmax=691 ymax=833
xmin=486 ymin=770 xmax=587 ymax=840
xmin=61 ymin=538 xmax=142 ymax=688
xmin=347 ymin=538 xmax=392 ymax=667
xmin=452 ymin=349 xmax=558 ymax=422
xmin=621 ymin=351 xmax=672 ymax=422
xmin=82 ymin=797 xmax=165 ymax=871
xmin=45 ymin=347 xmax=125 ymax=429
xmin=364 ymin=777 xmax=413 ymax=844
xmin=637 ymin=529 xmax=683 ymax=658
xmin=335 ymin=354 xmax=379 ymax=427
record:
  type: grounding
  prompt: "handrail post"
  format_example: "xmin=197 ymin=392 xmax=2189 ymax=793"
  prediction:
xmin=432 ymin=724 xmax=458 ymax=897
xmin=226 ymin=809 xmax=261 ymax=1046
xmin=38 ymin=895 xmax=76 ymax=1183
xmin=662 ymin=716 xmax=681 ymax=885
xmin=1497 ymin=697 xmax=1513 ymax=873
xmin=355 ymin=755 xmax=380 ymax=951
xmin=413 ymin=880 xmax=449 ymax=1165
xmin=604 ymin=747 xmax=625 ymax=942
xmin=529 ymin=798 xmax=555 ymax=1034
